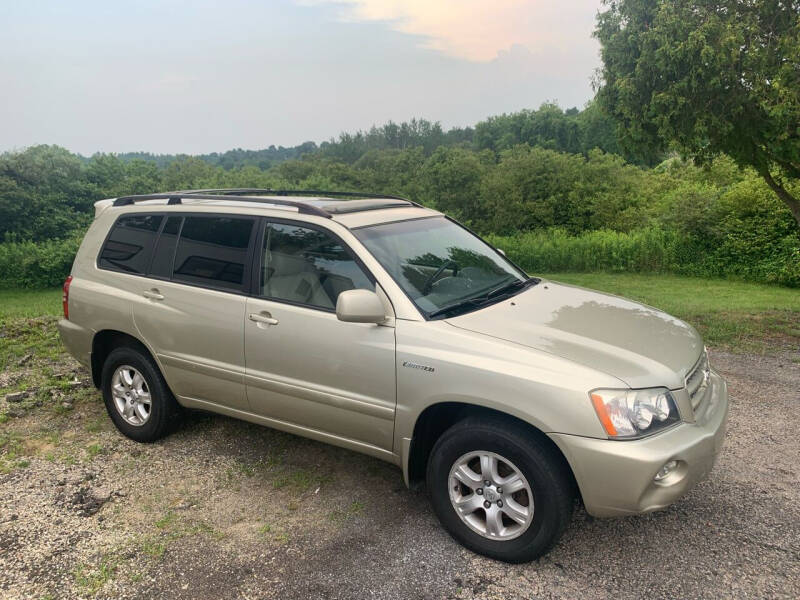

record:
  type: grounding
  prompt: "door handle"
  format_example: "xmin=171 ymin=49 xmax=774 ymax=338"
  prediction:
xmin=143 ymin=289 xmax=164 ymax=301
xmin=248 ymin=312 xmax=279 ymax=326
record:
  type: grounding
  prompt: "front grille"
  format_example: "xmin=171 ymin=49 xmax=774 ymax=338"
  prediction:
xmin=686 ymin=350 xmax=710 ymax=411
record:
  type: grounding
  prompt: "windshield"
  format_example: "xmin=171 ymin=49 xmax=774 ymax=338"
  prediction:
xmin=353 ymin=216 xmax=529 ymax=317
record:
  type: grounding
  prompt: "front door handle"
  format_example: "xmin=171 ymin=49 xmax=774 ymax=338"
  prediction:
xmin=248 ymin=312 xmax=279 ymax=326
xmin=143 ymin=289 xmax=164 ymax=301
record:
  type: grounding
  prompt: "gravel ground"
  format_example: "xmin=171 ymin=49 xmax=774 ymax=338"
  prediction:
xmin=1 ymin=348 xmax=799 ymax=600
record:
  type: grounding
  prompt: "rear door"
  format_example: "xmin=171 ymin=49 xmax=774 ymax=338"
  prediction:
xmin=132 ymin=214 xmax=257 ymax=410
xmin=244 ymin=219 xmax=397 ymax=451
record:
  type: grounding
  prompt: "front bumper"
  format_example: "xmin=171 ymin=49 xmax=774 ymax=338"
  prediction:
xmin=549 ymin=370 xmax=728 ymax=517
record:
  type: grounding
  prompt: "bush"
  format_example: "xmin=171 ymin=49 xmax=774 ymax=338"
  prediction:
xmin=487 ymin=227 xmax=682 ymax=274
xmin=487 ymin=224 xmax=800 ymax=287
xmin=0 ymin=235 xmax=81 ymax=288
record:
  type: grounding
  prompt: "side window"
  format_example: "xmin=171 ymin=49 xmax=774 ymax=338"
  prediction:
xmin=99 ymin=214 xmax=163 ymax=274
xmin=261 ymin=222 xmax=373 ymax=310
xmin=148 ymin=216 xmax=182 ymax=279
xmin=172 ymin=216 xmax=255 ymax=292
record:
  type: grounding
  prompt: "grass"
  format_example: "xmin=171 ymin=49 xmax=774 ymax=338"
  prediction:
xmin=540 ymin=272 xmax=800 ymax=351
xmin=1 ymin=316 xmax=63 ymax=366
xmin=0 ymin=288 xmax=61 ymax=320
xmin=73 ymin=554 xmax=119 ymax=596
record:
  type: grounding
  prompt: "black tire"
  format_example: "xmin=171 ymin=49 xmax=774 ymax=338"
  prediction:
xmin=101 ymin=346 xmax=180 ymax=442
xmin=426 ymin=416 xmax=574 ymax=563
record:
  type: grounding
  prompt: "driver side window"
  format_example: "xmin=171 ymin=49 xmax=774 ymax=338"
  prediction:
xmin=260 ymin=222 xmax=373 ymax=310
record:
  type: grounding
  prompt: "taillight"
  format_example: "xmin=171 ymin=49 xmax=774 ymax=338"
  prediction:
xmin=62 ymin=275 xmax=73 ymax=319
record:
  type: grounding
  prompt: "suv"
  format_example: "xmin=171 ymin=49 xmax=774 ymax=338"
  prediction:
xmin=58 ymin=189 xmax=728 ymax=562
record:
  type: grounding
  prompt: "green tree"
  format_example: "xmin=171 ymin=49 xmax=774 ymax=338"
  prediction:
xmin=594 ymin=0 xmax=800 ymax=227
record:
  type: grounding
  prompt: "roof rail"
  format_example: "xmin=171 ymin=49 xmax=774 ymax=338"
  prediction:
xmin=174 ymin=188 xmax=419 ymax=205
xmin=111 ymin=189 xmax=422 ymax=217
xmin=111 ymin=193 xmax=333 ymax=218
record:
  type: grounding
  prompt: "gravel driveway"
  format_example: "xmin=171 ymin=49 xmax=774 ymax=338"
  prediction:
xmin=1 ymin=348 xmax=798 ymax=599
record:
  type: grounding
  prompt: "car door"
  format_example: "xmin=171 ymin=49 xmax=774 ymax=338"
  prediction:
xmin=244 ymin=219 xmax=396 ymax=451
xmin=132 ymin=213 xmax=257 ymax=411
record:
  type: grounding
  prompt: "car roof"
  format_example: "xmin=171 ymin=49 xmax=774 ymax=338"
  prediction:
xmin=97 ymin=190 xmax=441 ymax=229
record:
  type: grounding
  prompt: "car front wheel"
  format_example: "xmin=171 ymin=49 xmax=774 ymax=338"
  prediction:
xmin=427 ymin=416 xmax=574 ymax=563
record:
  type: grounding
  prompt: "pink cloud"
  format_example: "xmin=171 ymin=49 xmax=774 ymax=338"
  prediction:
xmin=299 ymin=0 xmax=603 ymax=62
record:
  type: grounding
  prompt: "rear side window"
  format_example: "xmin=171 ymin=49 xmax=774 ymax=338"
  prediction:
xmin=172 ymin=216 xmax=255 ymax=291
xmin=149 ymin=216 xmax=182 ymax=279
xmin=99 ymin=214 xmax=163 ymax=274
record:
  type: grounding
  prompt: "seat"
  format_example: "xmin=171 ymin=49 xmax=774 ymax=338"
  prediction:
xmin=263 ymin=252 xmax=334 ymax=308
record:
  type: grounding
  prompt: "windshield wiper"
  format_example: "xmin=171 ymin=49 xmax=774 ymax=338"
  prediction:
xmin=428 ymin=277 xmax=538 ymax=319
xmin=486 ymin=277 xmax=530 ymax=300
xmin=428 ymin=296 xmax=491 ymax=319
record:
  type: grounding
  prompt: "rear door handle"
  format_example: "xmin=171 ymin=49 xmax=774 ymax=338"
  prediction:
xmin=143 ymin=289 xmax=165 ymax=301
xmin=249 ymin=312 xmax=279 ymax=326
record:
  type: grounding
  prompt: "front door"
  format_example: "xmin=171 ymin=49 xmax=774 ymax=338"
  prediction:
xmin=244 ymin=220 xmax=396 ymax=451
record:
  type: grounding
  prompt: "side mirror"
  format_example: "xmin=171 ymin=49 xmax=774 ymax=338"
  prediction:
xmin=496 ymin=248 xmax=506 ymax=256
xmin=336 ymin=289 xmax=386 ymax=323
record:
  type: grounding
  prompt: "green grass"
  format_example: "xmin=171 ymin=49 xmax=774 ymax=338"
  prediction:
xmin=540 ymin=272 xmax=800 ymax=351
xmin=0 ymin=288 xmax=62 ymax=320
xmin=0 ymin=315 xmax=64 ymax=374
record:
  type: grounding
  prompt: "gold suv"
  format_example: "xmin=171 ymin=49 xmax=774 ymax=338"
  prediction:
xmin=58 ymin=189 xmax=728 ymax=562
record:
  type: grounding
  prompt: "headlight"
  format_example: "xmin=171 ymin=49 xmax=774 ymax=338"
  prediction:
xmin=590 ymin=388 xmax=680 ymax=439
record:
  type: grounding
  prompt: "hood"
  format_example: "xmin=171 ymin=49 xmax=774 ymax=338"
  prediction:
xmin=445 ymin=281 xmax=702 ymax=389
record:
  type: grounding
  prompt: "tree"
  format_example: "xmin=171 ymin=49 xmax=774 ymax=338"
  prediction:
xmin=594 ymin=0 xmax=800 ymax=227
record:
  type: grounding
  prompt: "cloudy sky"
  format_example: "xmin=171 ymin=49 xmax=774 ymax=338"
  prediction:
xmin=0 ymin=0 xmax=604 ymax=155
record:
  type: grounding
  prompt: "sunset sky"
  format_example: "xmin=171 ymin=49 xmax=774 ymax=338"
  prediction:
xmin=1 ymin=0 xmax=604 ymax=155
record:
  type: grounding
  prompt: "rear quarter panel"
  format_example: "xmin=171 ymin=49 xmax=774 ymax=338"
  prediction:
xmin=60 ymin=211 xmax=161 ymax=379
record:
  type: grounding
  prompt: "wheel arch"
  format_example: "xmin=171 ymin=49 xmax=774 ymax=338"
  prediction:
xmin=405 ymin=402 xmax=579 ymax=500
xmin=90 ymin=329 xmax=158 ymax=388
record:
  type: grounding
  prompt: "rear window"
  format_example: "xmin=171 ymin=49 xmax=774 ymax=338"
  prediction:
xmin=98 ymin=214 xmax=164 ymax=274
xmin=172 ymin=216 xmax=255 ymax=291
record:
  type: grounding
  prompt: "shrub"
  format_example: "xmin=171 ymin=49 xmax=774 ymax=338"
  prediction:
xmin=0 ymin=235 xmax=81 ymax=288
xmin=487 ymin=227 xmax=682 ymax=274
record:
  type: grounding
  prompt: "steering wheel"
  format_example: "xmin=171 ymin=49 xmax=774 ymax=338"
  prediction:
xmin=422 ymin=260 xmax=459 ymax=295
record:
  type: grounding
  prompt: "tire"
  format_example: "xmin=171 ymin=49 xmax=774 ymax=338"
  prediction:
xmin=101 ymin=346 xmax=180 ymax=442
xmin=426 ymin=416 xmax=574 ymax=563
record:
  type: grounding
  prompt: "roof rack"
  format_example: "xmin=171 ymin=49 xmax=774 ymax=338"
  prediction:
xmin=111 ymin=189 xmax=421 ymax=218
xmin=112 ymin=193 xmax=332 ymax=217
xmin=174 ymin=188 xmax=416 ymax=203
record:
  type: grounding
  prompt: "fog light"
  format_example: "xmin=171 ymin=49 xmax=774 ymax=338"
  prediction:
xmin=654 ymin=460 xmax=679 ymax=481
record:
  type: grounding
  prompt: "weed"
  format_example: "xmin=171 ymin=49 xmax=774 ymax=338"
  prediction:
xmin=86 ymin=443 xmax=103 ymax=460
xmin=328 ymin=500 xmax=365 ymax=523
xmin=73 ymin=555 xmax=118 ymax=595
xmin=155 ymin=511 xmax=177 ymax=530
xmin=273 ymin=531 xmax=289 ymax=544
xmin=85 ymin=418 xmax=105 ymax=433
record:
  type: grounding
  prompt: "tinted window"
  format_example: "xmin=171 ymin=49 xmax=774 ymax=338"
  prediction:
xmin=261 ymin=223 xmax=372 ymax=310
xmin=172 ymin=216 xmax=255 ymax=291
xmin=149 ymin=216 xmax=182 ymax=279
xmin=99 ymin=214 xmax=163 ymax=274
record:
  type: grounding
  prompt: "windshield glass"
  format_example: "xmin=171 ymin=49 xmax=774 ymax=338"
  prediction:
xmin=353 ymin=217 xmax=528 ymax=317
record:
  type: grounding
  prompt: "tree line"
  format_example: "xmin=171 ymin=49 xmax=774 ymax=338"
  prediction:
xmin=0 ymin=134 xmax=797 ymax=288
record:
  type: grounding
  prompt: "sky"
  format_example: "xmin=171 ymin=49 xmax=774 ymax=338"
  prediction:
xmin=0 ymin=0 xmax=604 ymax=155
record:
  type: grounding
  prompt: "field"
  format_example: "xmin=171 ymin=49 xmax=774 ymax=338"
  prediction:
xmin=1 ymin=275 xmax=799 ymax=599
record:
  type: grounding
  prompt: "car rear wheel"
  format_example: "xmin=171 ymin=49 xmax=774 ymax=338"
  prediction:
xmin=427 ymin=416 xmax=574 ymax=563
xmin=101 ymin=347 xmax=180 ymax=442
